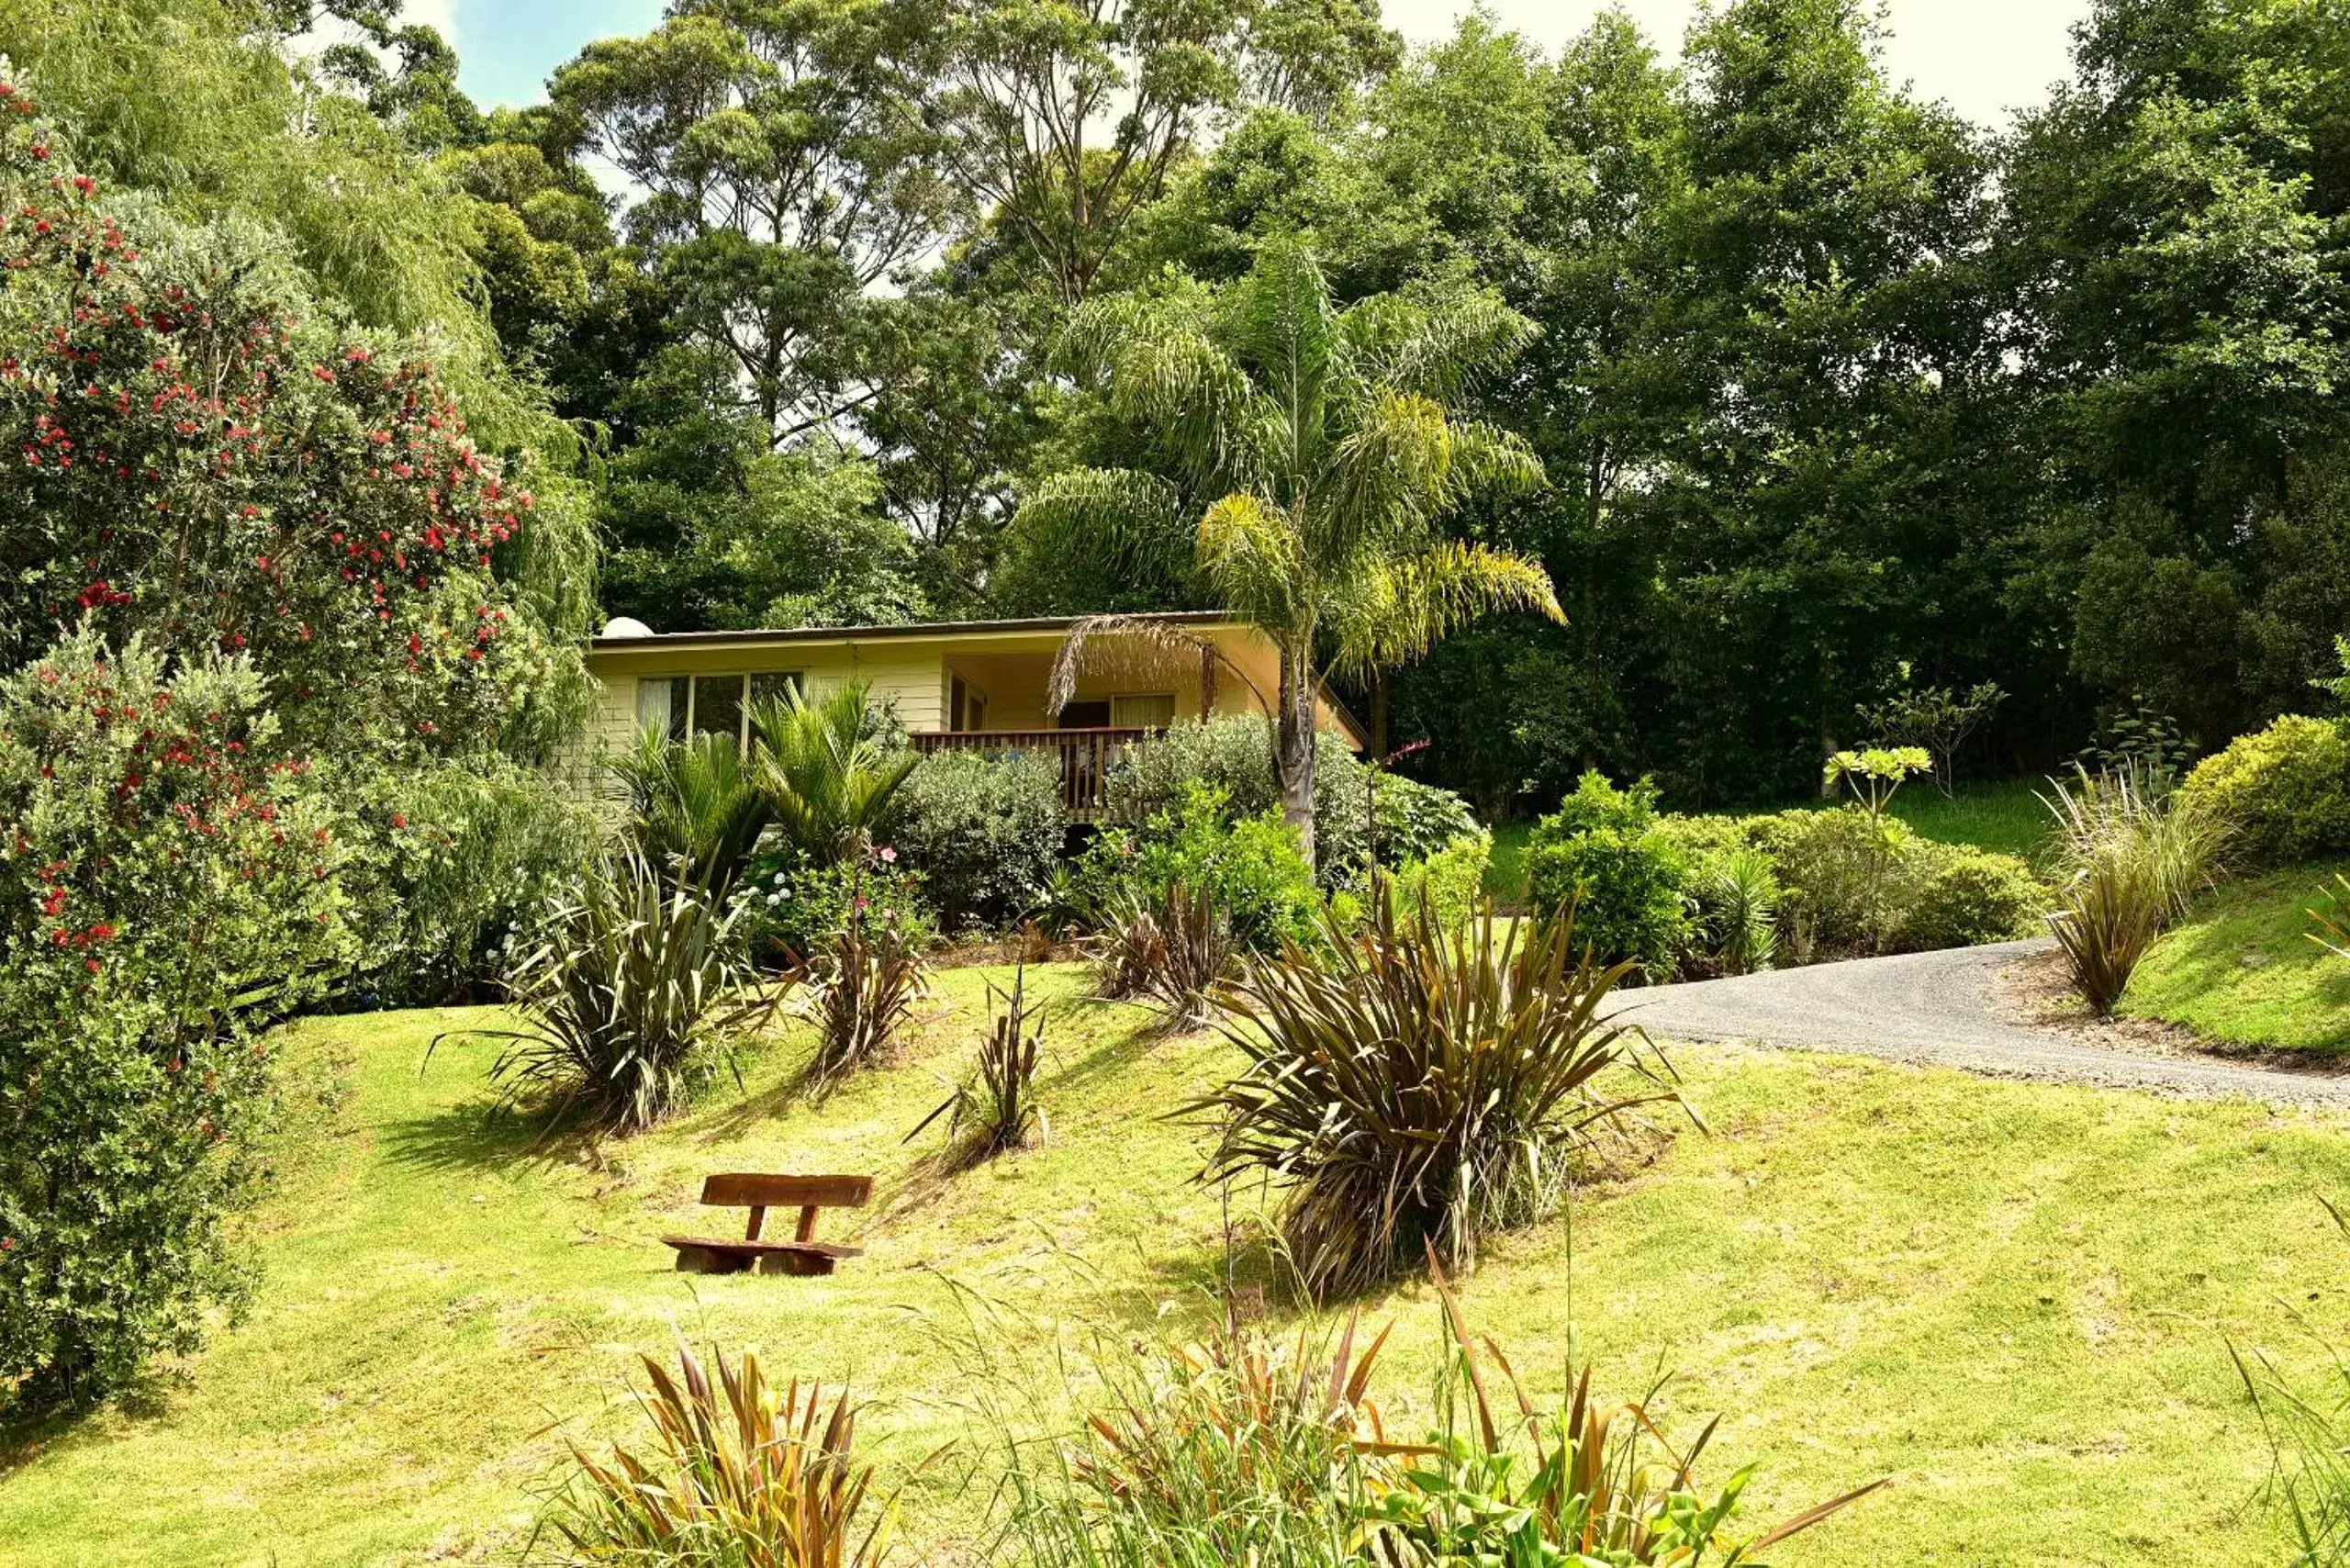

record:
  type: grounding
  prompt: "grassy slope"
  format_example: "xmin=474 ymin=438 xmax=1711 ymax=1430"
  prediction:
xmin=3 ymin=965 xmax=2346 ymax=1567
xmin=2126 ymin=861 xmax=2350 ymax=1056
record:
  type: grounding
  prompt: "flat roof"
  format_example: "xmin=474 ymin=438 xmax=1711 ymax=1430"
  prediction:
xmin=588 ymin=610 xmax=1239 ymax=653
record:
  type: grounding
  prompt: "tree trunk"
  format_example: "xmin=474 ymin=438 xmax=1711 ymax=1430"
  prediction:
xmin=1275 ymin=643 xmax=1318 ymax=870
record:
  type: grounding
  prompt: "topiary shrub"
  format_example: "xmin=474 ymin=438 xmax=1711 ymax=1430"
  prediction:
xmin=1524 ymin=772 xmax=1689 ymax=977
xmin=1887 ymin=844 xmax=2044 ymax=952
xmin=2177 ymin=714 xmax=2350 ymax=869
xmin=894 ymin=749 xmax=1066 ymax=933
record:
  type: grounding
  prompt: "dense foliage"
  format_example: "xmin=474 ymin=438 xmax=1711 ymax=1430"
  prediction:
xmin=1193 ymin=894 xmax=1679 ymax=1299
xmin=894 ymin=750 xmax=1065 ymax=932
xmin=0 ymin=635 xmax=346 ymax=1407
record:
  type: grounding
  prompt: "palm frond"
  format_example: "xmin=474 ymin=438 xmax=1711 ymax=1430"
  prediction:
xmin=1444 ymin=420 xmax=1548 ymax=505
xmin=1196 ymin=490 xmax=1308 ymax=634
xmin=1371 ymin=287 xmax=1540 ymax=402
xmin=1326 ymin=543 xmax=1563 ymax=682
xmin=1324 ymin=390 xmax=1457 ymax=547
xmin=1223 ymin=240 xmax=1334 ymax=471
xmin=750 ymin=681 xmax=916 ymax=864
xmin=1046 ymin=612 xmax=1270 ymax=720
xmin=1013 ymin=466 xmax=1192 ymax=577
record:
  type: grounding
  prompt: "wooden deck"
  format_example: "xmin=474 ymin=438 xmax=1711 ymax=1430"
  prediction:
xmin=911 ymin=727 xmax=1152 ymax=820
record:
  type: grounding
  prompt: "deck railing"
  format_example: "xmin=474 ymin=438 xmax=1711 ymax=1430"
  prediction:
xmin=911 ymin=727 xmax=1151 ymax=819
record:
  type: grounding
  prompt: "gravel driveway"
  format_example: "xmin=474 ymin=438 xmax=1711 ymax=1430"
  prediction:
xmin=1602 ymin=938 xmax=2350 ymax=1105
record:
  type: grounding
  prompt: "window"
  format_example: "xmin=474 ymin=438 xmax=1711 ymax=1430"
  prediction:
xmin=1110 ymin=693 xmax=1177 ymax=729
xmin=638 ymin=670 xmax=800 ymax=747
xmin=1058 ymin=699 xmax=1111 ymax=729
xmin=691 ymin=674 xmax=745 ymax=741
xmin=636 ymin=676 xmax=688 ymax=742
xmin=949 ymin=674 xmax=969 ymax=731
xmin=750 ymin=671 xmax=801 ymax=712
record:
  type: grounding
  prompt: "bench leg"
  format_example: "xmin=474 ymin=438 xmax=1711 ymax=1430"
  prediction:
xmin=672 ymin=1244 xmax=752 ymax=1275
xmin=757 ymin=1249 xmax=838 ymax=1278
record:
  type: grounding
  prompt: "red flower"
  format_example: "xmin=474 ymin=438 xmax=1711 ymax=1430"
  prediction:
xmin=391 ymin=812 xmax=408 ymax=829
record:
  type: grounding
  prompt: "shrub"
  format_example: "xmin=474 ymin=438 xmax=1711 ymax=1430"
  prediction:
xmin=1192 ymin=895 xmax=1682 ymax=1301
xmin=1370 ymin=769 xmax=1482 ymax=865
xmin=1761 ymin=805 xmax=1906 ymax=957
xmin=894 ymin=749 xmax=1066 ymax=932
xmin=1524 ymin=772 xmax=1690 ymax=976
xmin=736 ymin=848 xmax=935 ymax=967
xmin=1889 ymin=844 xmax=2043 ymax=952
xmin=353 ymin=761 xmax=596 ymax=1006
xmin=2179 ymin=714 xmax=2350 ymax=870
xmin=0 ymin=634 xmax=350 ymax=1409
xmin=1083 ymin=782 xmax=1320 ymax=954
xmin=910 ymin=968 xmax=1046 ymax=1163
xmin=1109 ymin=717 xmax=1476 ymax=885
xmin=616 ymin=725 xmax=770 ymax=896
xmin=537 ymin=1341 xmax=897 ymax=1568
xmin=2042 ymin=768 xmax=2224 ymax=1013
xmin=461 ymin=850 xmax=775 ymax=1135
xmin=1092 ymin=880 xmax=1237 ymax=1030
xmin=1385 ymin=828 xmax=1494 ymax=931
xmin=803 ymin=913 xmax=928 ymax=1094
xmin=750 ymin=679 xmax=917 ymax=864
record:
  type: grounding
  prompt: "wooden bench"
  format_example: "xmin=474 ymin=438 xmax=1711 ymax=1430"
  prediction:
xmin=660 ymin=1173 xmax=873 ymax=1276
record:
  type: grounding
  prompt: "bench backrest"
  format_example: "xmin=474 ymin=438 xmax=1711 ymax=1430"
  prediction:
xmin=699 ymin=1173 xmax=872 ymax=1210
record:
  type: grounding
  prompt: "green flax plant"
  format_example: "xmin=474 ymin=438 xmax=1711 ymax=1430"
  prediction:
xmin=1190 ymin=890 xmax=1687 ymax=1301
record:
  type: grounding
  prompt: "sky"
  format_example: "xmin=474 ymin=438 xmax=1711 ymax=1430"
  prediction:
xmin=448 ymin=0 xmax=2094 ymax=130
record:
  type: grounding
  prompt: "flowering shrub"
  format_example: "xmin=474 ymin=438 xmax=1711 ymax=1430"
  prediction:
xmin=734 ymin=843 xmax=936 ymax=967
xmin=0 ymin=70 xmax=589 ymax=996
xmin=0 ymin=632 xmax=348 ymax=1409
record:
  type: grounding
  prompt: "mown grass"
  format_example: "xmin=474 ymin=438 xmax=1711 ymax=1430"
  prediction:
xmin=1 ymin=964 xmax=2344 ymax=1566
xmin=2124 ymin=860 xmax=2350 ymax=1056
xmin=1886 ymin=778 xmax=2055 ymax=866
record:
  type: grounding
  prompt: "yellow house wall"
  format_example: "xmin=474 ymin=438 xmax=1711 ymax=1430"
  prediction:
xmin=577 ymin=622 xmax=1357 ymax=779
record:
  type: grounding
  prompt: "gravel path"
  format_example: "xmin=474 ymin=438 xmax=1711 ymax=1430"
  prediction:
xmin=1602 ymin=938 xmax=2350 ymax=1105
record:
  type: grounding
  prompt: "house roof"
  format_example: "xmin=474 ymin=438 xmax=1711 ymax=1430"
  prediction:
xmin=588 ymin=610 xmax=1238 ymax=652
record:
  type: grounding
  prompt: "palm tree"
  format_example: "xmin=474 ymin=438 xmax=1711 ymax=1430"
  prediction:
xmin=616 ymin=725 xmax=771 ymax=898
xmin=1026 ymin=241 xmax=1561 ymax=868
xmin=748 ymin=678 xmax=918 ymax=863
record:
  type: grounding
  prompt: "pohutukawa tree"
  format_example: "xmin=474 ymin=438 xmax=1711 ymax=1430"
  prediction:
xmin=1029 ymin=241 xmax=1561 ymax=867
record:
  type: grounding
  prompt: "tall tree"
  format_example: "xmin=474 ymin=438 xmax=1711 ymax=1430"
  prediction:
xmin=927 ymin=0 xmax=1398 ymax=308
xmin=1024 ymin=242 xmax=1558 ymax=863
xmin=551 ymin=0 xmax=955 ymax=442
xmin=2004 ymin=0 xmax=2350 ymax=741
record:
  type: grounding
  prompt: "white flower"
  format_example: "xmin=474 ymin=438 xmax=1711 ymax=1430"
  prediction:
xmin=766 ymin=892 xmax=781 ymax=907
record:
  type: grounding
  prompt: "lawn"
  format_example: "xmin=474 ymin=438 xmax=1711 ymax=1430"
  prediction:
xmin=3 ymin=964 xmax=2345 ymax=1566
xmin=2125 ymin=861 xmax=2350 ymax=1056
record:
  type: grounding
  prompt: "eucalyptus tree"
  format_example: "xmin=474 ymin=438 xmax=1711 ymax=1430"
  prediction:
xmin=550 ymin=0 xmax=956 ymax=442
xmin=1024 ymin=241 xmax=1560 ymax=867
xmin=928 ymin=0 xmax=1399 ymax=308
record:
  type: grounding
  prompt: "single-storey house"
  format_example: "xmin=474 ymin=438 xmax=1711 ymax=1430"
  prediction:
xmin=583 ymin=611 xmax=1366 ymax=819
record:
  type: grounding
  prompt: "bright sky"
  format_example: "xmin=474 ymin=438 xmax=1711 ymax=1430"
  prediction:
xmin=447 ymin=0 xmax=2093 ymax=129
